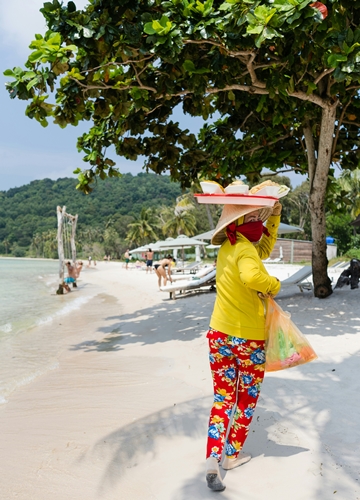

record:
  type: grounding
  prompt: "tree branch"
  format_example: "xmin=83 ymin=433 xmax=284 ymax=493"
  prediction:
xmin=342 ymin=120 xmax=360 ymax=127
xmin=183 ymin=39 xmax=252 ymax=57
xmin=332 ymin=92 xmax=356 ymax=156
xmin=242 ymin=133 xmax=292 ymax=157
xmin=78 ymin=56 xmax=155 ymax=75
xmin=246 ymin=52 xmax=266 ymax=89
xmin=314 ymin=68 xmax=335 ymax=85
xmin=70 ymin=77 xmax=157 ymax=93
xmin=240 ymin=111 xmax=253 ymax=129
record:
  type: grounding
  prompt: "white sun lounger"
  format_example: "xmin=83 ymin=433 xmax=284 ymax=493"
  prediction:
xmin=161 ymin=269 xmax=216 ymax=299
xmin=171 ymin=265 xmax=215 ymax=282
xmin=172 ymin=261 xmax=201 ymax=274
xmin=280 ymin=266 xmax=313 ymax=292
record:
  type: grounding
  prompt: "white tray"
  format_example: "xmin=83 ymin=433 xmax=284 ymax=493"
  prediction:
xmin=194 ymin=194 xmax=277 ymax=206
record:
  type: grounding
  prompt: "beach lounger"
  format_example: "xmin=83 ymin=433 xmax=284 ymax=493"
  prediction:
xmin=172 ymin=261 xmax=201 ymax=274
xmin=280 ymin=266 xmax=313 ymax=292
xmin=171 ymin=265 xmax=215 ymax=282
xmin=161 ymin=269 xmax=216 ymax=299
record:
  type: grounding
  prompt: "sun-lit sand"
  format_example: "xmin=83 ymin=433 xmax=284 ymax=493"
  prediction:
xmin=0 ymin=261 xmax=359 ymax=499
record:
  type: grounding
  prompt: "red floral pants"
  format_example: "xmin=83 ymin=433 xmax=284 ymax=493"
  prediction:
xmin=206 ymin=329 xmax=266 ymax=461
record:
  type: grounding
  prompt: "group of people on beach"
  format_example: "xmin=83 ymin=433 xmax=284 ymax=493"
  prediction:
xmin=123 ymin=248 xmax=175 ymax=288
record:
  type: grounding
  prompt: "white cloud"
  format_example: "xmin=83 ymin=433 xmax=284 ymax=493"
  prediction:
xmin=0 ymin=0 xmax=89 ymax=56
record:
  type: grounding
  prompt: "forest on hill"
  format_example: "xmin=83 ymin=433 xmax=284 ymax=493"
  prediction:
xmin=0 ymin=173 xmax=219 ymax=258
xmin=0 ymin=173 xmax=180 ymax=245
xmin=0 ymin=171 xmax=359 ymax=260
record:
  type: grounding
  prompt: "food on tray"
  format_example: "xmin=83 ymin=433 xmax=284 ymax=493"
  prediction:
xmin=250 ymin=180 xmax=290 ymax=198
xmin=200 ymin=181 xmax=225 ymax=194
xmin=250 ymin=180 xmax=279 ymax=194
xmin=224 ymin=180 xmax=249 ymax=195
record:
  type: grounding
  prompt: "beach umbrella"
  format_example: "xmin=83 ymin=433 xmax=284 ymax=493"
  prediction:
xmin=278 ymin=222 xmax=304 ymax=234
xmin=157 ymin=235 xmax=207 ymax=261
xmin=158 ymin=235 xmax=208 ymax=247
xmin=129 ymin=242 xmax=161 ymax=255
xmin=129 ymin=245 xmax=147 ymax=254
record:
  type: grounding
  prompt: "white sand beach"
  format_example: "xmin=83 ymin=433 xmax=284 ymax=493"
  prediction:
xmin=0 ymin=261 xmax=359 ymax=500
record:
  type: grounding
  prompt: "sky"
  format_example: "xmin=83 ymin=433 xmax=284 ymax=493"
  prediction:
xmin=0 ymin=0 xmax=306 ymax=192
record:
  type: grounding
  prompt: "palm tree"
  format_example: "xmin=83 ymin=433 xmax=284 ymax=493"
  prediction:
xmin=31 ymin=233 xmax=43 ymax=257
xmin=162 ymin=206 xmax=197 ymax=237
xmin=2 ymin=238 xmax=11 ymax=255
xmin=126 ymin=207 xmax=159 ymax=246
xmin=337 ymin=169 xmax=360 ymax=219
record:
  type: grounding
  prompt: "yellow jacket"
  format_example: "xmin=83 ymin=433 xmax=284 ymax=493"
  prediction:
xmin=210 ymin=215 xmax=281 ymax=340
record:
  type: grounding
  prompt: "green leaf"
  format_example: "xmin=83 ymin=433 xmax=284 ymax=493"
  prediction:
xmin=342 ymin=61 xmax=355 ymax=74
xmin=67 ymin=1 xmax=76 ymax=12
xmin=26 ymin=76 xmax=40 ymax=91
xmin=288 ymin=75 xmax=295 ymax=93
xmin=28 ymin=50 xmax=44 ymax=63
xmin=144 ymin=22 xmax=157 ymax=35
xmin=83 ymin=27 xmax=94 ymax=38
xmin=183 ymin=59 xmax=196 ymax=73
xmin=306 ymin=81 xmax=317 ymax=94
xmin=247 ymin=25 xmax=263 ymax=35
xmin=327 ymin=53 xmax=348 ymax=67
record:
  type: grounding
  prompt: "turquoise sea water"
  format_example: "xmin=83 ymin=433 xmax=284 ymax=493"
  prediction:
xmin=0 ymin=258 xmax=95 ymax=404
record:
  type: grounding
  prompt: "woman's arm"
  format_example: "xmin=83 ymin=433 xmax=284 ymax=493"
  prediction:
xmin=238 ymin=251 xmax=281 ymax=296
xmin=255 ymin=202 xmax=282 ymax=260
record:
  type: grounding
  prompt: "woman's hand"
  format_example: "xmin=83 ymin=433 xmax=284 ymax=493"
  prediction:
xmin=258 ymin=292 xmax=273 ymax=299
xmin=272 ymin=201 xmax=282 ymax=216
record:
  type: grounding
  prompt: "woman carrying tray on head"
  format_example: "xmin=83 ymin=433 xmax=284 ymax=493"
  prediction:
xmin=205 ymin=198 xmax=283 ymax=492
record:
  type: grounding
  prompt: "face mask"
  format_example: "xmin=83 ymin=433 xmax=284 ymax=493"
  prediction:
xmin=226 ymin=220 xmax=269 ymax=244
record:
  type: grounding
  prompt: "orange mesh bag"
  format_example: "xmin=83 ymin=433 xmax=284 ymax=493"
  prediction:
xmin=265 ymin=297 xmax=317 ymax=372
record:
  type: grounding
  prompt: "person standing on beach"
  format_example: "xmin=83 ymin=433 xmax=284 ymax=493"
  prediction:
xmin=154 ymin=256 xmax=174 ymax=288
xmin=124 ymin=249 xmax=130 ymax=270
xmin=64 ymin=260 xmax=82 ymax=291
xmin=146 ymin=248 xmax=154 ymax=274
xmin=75 ymin=261 xmax=83 ymax=278
xmin=205 ymin=201 xmax=282 ymax=492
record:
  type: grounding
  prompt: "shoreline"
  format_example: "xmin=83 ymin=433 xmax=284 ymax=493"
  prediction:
xmin=0 ymin=262 xmax=359 ymax=499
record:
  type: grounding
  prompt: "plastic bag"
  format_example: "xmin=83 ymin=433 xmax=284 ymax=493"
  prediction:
xmin=265 ymin=297 xmax=317 ymax=372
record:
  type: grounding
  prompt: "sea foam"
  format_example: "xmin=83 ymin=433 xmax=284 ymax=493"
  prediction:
xmin=36 ymin=295 xmax=92 ymax=326
xmin=0 ymin=323 xmax=12 ymax=333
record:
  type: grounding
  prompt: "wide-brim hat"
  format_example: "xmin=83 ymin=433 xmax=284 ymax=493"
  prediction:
xmin=211 ymin=204 xmax=273 ymax=246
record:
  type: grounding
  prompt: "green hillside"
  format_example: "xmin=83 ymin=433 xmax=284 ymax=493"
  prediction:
xmin=0 ymin=173 xmax=218 ymax=257
xmin=0 ymin=173 xmax=180 ymax=248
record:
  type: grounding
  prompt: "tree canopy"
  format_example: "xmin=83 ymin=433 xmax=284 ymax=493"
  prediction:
xmin=5 ymin=0 xmax=360 ymax=297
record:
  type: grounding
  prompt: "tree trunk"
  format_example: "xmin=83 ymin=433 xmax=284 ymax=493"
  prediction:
xmin=306 ymin=104 xmax=337 ymax=298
